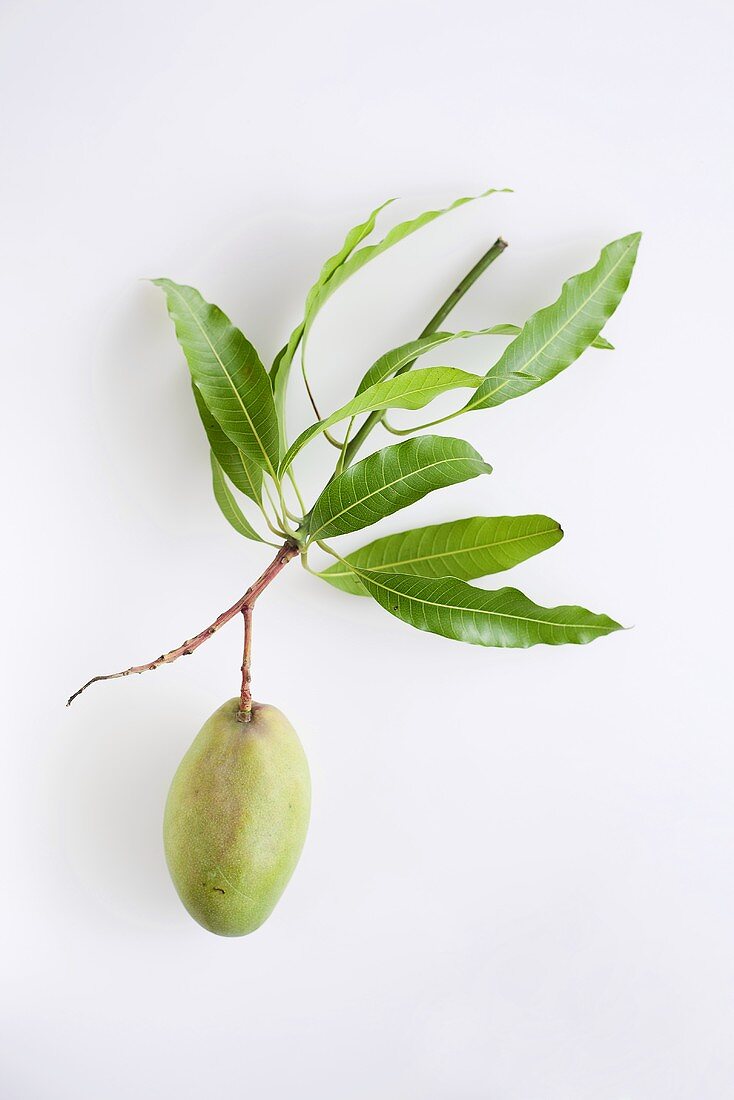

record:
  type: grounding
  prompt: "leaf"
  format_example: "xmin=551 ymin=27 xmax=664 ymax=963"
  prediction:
xmin=192 ymin=384 xmax=262 ymax=505
xmin=306 ymin=436 xmax=492 ymax=543
xmin=303 ymin=198 xmax=398 ymax=318
xmin=280 ymin=367 xmax=483 ymax=473
xmin=307 ymin=189 xmax=508 ymax=328
xmin=465 ymin=233 xmax=640 ymax=411
xmin=210 ymin=454 xmax=266 ymax=543
xmin=319 ymin=515 xmax=563 ymax=595
xmin=355 ymin=569 xmax=622 ymax=648
xmin=355 ymin=326 xmax=518 ymax=396
xmin=154 ymin=280 xmax=280 ymax=478
xmin=270 ymin=198 xmax=396 ymax=426
xmin=270 ymin=188 xmax=509 ymax=429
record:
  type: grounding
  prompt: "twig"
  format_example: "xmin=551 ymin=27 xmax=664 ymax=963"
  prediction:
xmin=67 ymin=541 xmax=299 ymax=707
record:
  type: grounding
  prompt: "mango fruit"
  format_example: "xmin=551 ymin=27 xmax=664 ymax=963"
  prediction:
xmin=163 ymin=699 xmax=310 ymax=936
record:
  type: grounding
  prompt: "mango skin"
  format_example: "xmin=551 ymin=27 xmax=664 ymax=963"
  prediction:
xmin=163 ymin=699 xmax=310 ymax=936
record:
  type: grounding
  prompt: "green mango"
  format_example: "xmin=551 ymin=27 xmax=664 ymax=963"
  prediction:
xmin=163 ymin=699 xmax=310 ymax=936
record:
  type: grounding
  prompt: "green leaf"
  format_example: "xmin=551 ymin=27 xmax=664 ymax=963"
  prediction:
xmin=270 ymin=198 xmax=396 ymax=427
xmin=192 ymin=384 xmax=262 ymax=505
xmin=319 ymin=515 xmax=563 ymax=595
xmin=280 ymin=367 xmax=483 ymax=473
xmin=154 ymin=280 xmax=280 ymax=478
xmin=210 ymin=454 xmax=266 ymax=543
xmin=308 ymin=189 xmax=508 ymax=326
xmin=303 ymin=198 xmax=398 ymax=318
xmin=306 ymin=435 xmax=492 ymax=543
xmin=355 ymin=569 xmax=622 ymax=648
xmin=465 ymin=233 xmax=640 ymax=411
xmin=270 ymin=188 xmax=509 ymax=430
xmin=355 ymin=326 xmax=518 ymax=396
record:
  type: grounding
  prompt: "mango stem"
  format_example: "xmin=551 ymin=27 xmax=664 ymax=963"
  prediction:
xmin=238 ymin=606 xmax=255 ymax=721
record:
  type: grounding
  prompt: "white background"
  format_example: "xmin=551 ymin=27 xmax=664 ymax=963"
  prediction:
xmin=1 ymin=0 xmax=732 ymax=1096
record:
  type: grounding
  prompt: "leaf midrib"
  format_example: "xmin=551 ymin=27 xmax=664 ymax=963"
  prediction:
xmin=357 ymin=570 xmax=612 ymax=632
xmin=324 ymin=524 xmax=560 ymax=578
